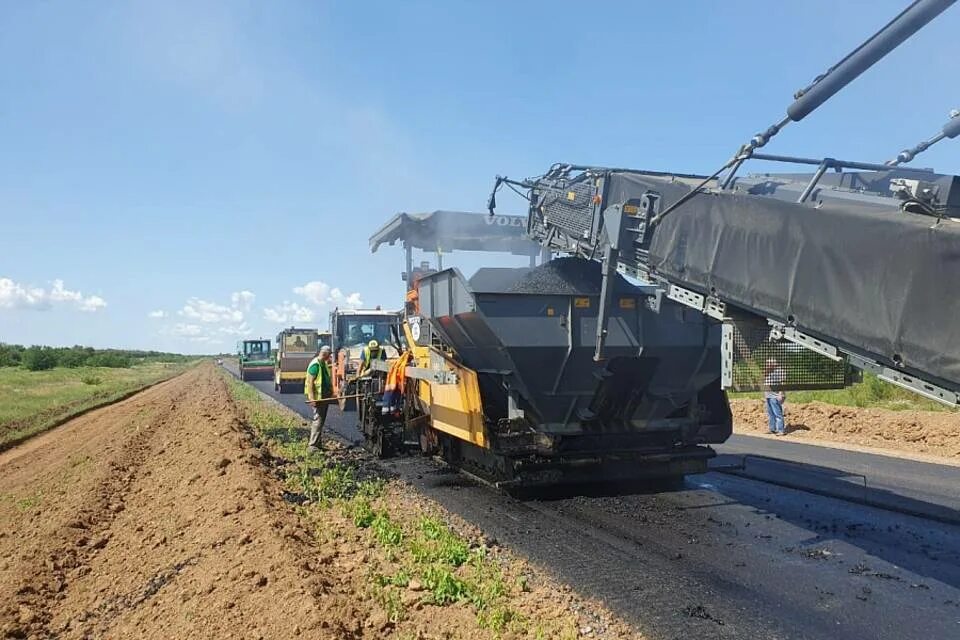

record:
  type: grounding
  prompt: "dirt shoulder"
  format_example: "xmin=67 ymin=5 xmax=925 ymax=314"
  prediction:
xmin=731 ymin=398 xmax=960 ymax=461
xmin=0 ymin=363 xmax=641 ymax=639
xmin=0 ymin=364 xmax=350 ymax=639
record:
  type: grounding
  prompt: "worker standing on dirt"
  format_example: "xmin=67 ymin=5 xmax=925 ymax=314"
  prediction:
xmin=357 ymin=339 xmax=386 ymax=377
xmin=763 ymin=358 xmax=787 ymax=436
xmin=304 ymin=345 xmax=333 ymax=453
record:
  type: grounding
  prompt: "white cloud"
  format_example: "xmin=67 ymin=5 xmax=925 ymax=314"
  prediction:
xmin=49 ymin=279 xmax=83 ymax=303
xmin=263 ymin=302 xmax=315 ymax=324
xmin=179 ymin=298 xmax=244 ymax=324
xmin=0 ymin=277 xmax=106 ymax=312
xmin=293 ymin=281 xmax=363 ymax=309
xmin=293 ymin=281 xmax=330 ymax=306
xmin=162 ymin=291 xmax=257 ymax=346
xmin=342 ymin=291 xmax=363 ymax=307
xmin=231 ymin=290 xmax=255 ymax=312
xmin=217 ymin=322 xmax=251 ymax=336
xmin=0 ymin=278 xmax=48 ymax=309
xmin=77 ymin=295 xmax=107 ymax=312
xmin=170 ymin=323 xmax=204 ymax=337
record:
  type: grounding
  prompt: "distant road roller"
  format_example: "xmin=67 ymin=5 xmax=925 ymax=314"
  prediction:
xmin=273 ymin=327 xmax=318 ymax=393
xmin=237 ymin=338 xmax=273 ymax=382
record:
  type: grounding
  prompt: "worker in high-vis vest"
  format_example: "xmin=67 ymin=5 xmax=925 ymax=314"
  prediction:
xmin=304 ymin=345 xmax=333 ymax=453
xmin=357 ymin=339 xmax=387 ymax=377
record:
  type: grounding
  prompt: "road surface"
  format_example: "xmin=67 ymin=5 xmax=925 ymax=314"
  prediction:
xmin=718 ymin=434 xmax=960 ymax=523
xmin=228 ymin=364 xmax=960 ymax=640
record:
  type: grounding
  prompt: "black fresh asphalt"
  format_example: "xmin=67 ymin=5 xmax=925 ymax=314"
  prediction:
xmin=717 ymin=434 xmax=960 ymax=524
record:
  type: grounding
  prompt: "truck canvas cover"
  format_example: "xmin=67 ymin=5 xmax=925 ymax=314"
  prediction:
xmin=648 ymin=191 xmax=960 ymax=389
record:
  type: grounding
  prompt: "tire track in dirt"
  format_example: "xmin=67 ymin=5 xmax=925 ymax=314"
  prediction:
xmin=0 ymin=365 xmax=370 ymax=639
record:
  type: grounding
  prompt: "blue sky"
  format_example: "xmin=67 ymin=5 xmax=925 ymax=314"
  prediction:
xmin=1 ymin=0 xmax=957 ymax=354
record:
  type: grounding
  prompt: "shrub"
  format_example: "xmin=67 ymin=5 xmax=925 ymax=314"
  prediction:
xmin=21 ymin=346 xmax=58 ymax=371
xmin=80 ymin=374 xmax=103 ymax=385
xmin=58 ymin=346 xmax=95 ymax=368
xmin=85 ymin=353 xmax=132 ymax=368
xmin=1 ymin=344 xmax=191 ymax=369
xmin=0 ymin=343 xmax=24 ymax=367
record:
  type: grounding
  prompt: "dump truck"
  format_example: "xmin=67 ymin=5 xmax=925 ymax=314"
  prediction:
xmin=329 ymin=307 xmax=402 ymax=410
xmin=273 ymin=327 xmax=319 ymax=393
xmin=357 ymin=0 xmax=960 ymax=491
xmin=237 ymin=338 xmax=272 ymax=382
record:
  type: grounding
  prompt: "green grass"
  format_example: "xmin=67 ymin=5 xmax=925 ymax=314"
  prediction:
xmin=222 ymin=370 xmax=526 ymax=635
xmin=0 ymin=362 xmax=193 ymax=449
xmin=729 ymin=372 xmax=955 ymax=412
xmin=14 ymin=491 xmax=43 ymax=512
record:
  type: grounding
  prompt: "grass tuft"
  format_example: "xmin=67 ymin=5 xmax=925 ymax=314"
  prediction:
xmin=14 ymin=491 xmax=42 ymax=512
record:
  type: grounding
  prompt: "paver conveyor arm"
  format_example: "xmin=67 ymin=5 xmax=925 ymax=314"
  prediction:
xmin=488 ymin=0 xmax=960 ymax=405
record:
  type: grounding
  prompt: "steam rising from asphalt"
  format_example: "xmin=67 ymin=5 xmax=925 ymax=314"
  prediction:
xmin=385 ymin=211 xmax=538 ymax=255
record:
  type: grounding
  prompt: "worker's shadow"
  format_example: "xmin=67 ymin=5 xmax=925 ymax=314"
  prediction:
xmin=785 ymin=423 xmax=811 ymax=435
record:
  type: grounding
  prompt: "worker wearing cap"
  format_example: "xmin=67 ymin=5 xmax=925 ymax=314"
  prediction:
xmin=304 ymin=345 xmax=333 ymax=452
xmin=358 ymin=339 xmax=387 ymax=377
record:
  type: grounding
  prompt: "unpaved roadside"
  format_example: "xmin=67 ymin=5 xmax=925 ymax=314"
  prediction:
xmin=0 ymin=365 xmax=355 ymax=639
xmin=731 ymin=398 xmax=960 ymax=461
xmin=0 ymin=363 xmax=640 ymax=639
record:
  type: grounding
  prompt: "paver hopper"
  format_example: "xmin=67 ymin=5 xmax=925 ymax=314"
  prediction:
xmin=410 ymin=257 xmax=731 ymax=486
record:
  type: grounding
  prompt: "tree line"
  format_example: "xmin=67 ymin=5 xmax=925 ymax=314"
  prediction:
xmin=0 ymin=343 xmax=196 ymax=371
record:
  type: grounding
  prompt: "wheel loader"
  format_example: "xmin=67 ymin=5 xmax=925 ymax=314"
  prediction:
xmin=329 ymin=307 xmax=402 ymax=411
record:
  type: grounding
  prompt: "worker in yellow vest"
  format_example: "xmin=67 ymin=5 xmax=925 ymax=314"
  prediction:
xmin=358 ymin=339 xmax=387 ymax=377
xmin=304 ymin=345 xmax=333 ymax=453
